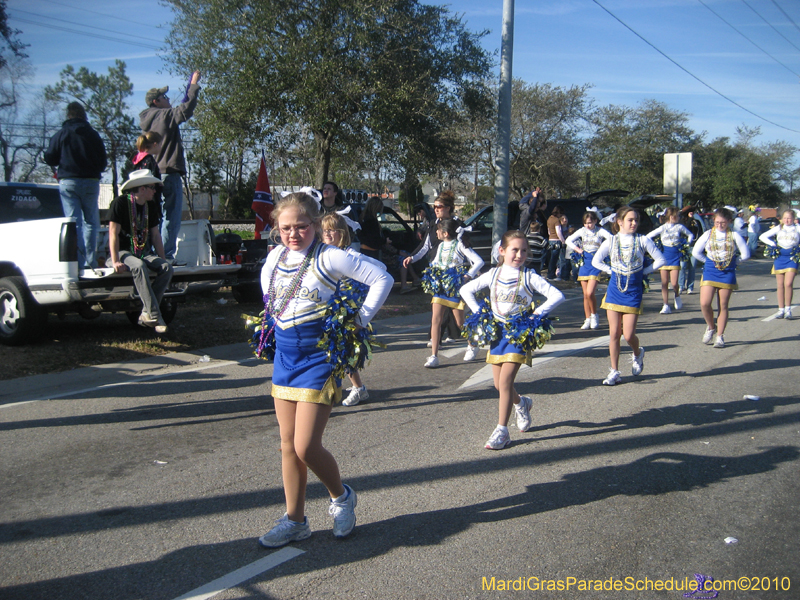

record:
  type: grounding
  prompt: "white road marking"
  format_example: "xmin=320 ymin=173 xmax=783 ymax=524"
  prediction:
xmin=762 ymin=305 xmax=797 ymax=322
xmin=171 ymin=546 xmax=305 ymax=600
xmin=459 ymin=336 xmax=610 ymax=389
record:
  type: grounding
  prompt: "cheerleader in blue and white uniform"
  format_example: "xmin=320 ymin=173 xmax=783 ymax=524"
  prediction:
xmin=692 ymin=207 xmax=750 ymax=348
xmin=257 ymin=192 xmax=392 ymax=548
xmin=592 ymin=207 xmax=665 ymax=386
xmin=647 ymin=206 xmax=695 ymax=314
xmin=565 ymin=208 xmax=612 ymax=330
xmin=419 ymin=218 xmax=484 ymax=368
xmin=460 ymin=230 xmax=564 ymax=450
xmin=759 ymin=209 xmax=799 ymax=319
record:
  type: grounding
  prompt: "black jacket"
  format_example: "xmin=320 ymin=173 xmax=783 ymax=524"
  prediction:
xmin=44 ymin=118 xmax=107 ymax=179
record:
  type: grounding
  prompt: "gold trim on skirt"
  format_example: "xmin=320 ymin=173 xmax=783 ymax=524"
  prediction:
xmin=700 ymin=279 xmax=738 ymax=290
xmin=487 ymin=351 xmax=532 ymax=367
xmin=432 ymin=297 xmax=466 ymax=310
xmin=577 ymin=275 xmax=600 ymax=281
xmin=772 ymin=266 xmax=797 ymax=275
xmin=271 ymin=376 xmax=342 ymax=406
xmin=600 ymin=294 xmax=643 ymax=315
xmin=659 ymin=265 xmax=680 ymax=271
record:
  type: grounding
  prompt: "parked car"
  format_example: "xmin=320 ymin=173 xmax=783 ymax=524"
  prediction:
xmin=759 ymin=217 xmax=779 ymax=231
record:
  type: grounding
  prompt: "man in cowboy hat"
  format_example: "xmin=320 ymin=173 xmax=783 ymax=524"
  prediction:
xmin=107 ymin=169 xmax=174 ymax=333
xmin=139 ymin=70 xmax=201 ymax=260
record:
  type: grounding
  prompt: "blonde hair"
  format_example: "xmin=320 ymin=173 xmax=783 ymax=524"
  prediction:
xmin=136 ymin=131 xmax=163 ymax=152
xmin=497 ymin=230 xmax=530 ymax=266
xmin=664 ymin=206 xmax=680 ymax=221
xmin=321 ymin=212 xmax=351 ymax=248
xmin=269 ymin=193 xmax=322 ymax=243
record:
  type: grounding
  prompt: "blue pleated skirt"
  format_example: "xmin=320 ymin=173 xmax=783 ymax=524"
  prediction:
xmin=701 ymin=258 xmax=738 ymax=289
xmin=772 ymin=247 xmax=798 ymax=274
xmin=660 ymin=245 xmax=682 ymax=269
xmin=487 ymin=336 xmax=531 ymax=366
xmin=601 ymin=269 xmax=644 ymax=314
xmin=577 ymin=251 xmax=602 ymax=281
xmin=272 ymin=319 xmax=341 ymax=405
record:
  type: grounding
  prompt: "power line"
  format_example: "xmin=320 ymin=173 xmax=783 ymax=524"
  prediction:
xmin=591 ymin=0 xmax=800 ymax=135
xmin=9 ymin=17 xmax=162 ymax=50
xmin=741 ymin=0 xmax=800 ymax=54
xmin=11 ymin=9 xmax=165 ymax=45
xmin=771 ymin=0 xmax=800 ymax=38
xmin=697 ymin=0 xmax=800 ymax=78
xmin=36 ymin=0 xmax=167 ymax=31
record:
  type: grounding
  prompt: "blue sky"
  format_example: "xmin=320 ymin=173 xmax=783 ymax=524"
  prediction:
xmin=8 ymin=0 xmax=800 ymax=155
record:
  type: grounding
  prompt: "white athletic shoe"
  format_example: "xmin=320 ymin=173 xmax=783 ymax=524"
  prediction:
xmin=686 ymin=288 xmax=694 ymax=295
xmin=463 ymin=345 xmax=479 ymax=361
xmin=515 ymin=395 xmax=533 ymax=432
xmin=713 ymin=334 xmax=725 ymax=348
xmin=630 ymin=347 xmax=645 ymax=376
xmin=342 ymin=386 xmax=368 ymax=406
xmin=484 ymin=425 xmax=511 ymax=450
xmin=258 ymin=514 xmax=312 ymax=548
xmin=674 ymin=296 xmax=683 ymax=310
xmin=426 ymin=339 xmax=433 ymax=347
xmin=702 ymin=328 xmax=716 ymax=345
xmin=785 ymin=308 xmax=793 ymax=320
xmin=424 ymin=355 xmax=439 ymax=368
xmin=580 ymin=318 xmax=591 ymax=330
xmin=776 ymin=308 xmax=785 ymax=319
xmin=329 ymin=484 xmax=357 ymax=538
xmin=589 ymin=314 xmax=599 ymax=329
xmin=660 ymin=304 xmax=672 ymax=314
xmin=603 ymin=369 xmax=622 ymax=386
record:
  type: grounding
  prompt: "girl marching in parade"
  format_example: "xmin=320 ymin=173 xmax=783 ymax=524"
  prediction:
xmin=416 ymin=218 xmax=484 ymax=368
xmin=646 ymin=206 xmax=695 ymax=314
xmin=759 ymin=209 xmax=800 ymax=319
xmin=565 ymin=208 xmax=612 ymax=330
xmin=460 ymin=231 xmax=564 ymax=450
xmin=256 ymin=192 xmax=392 ymax=548
xmin=692 ymin=207 xmax=750 ymax=348
xmin=592 ymin=207 xmax=665 ymax=386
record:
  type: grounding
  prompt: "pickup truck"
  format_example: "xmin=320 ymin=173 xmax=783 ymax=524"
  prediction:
xmin=0 ymin=182 xmax=240 ymax=345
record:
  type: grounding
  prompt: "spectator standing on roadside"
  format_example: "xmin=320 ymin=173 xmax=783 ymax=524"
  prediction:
xmin=746 ymin=208 xmax=761 ymax=254
xmin=44 ymin=101 xmax=107 ymax=269
xmin=679 ymin=206 xmax=703 ymax=294
xmin=545 ymin=205 xmax=566 ymax=280
xmin=519 ymin=186 xmax=546 ymax=235
xmin=132 ymin=132 xmax=163 ymax=212
xmin=139 ymin=70 xmax=201 ymax=261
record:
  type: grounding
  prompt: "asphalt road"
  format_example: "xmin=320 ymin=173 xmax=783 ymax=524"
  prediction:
xmin=1 ymin=260 xmax=799 ymax=600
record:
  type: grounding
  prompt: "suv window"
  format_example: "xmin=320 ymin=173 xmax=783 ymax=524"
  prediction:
xmin=0 ymin=184 xmax=63 ymax=224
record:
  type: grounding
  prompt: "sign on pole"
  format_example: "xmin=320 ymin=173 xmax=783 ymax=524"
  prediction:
xmin=664 ymin=152 xmax=692 ymax=197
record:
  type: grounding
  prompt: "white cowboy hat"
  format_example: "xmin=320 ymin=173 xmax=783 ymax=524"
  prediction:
xmin=121 ymin=169 xmax=162 ymax=192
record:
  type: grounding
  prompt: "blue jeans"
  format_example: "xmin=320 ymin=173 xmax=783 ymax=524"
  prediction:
xmin=161 ymin=173 xmax=184 ymax=259
xmin=546 ymin=241 xmax=562 ymax=279
xmin=747 ymin=230 xmax=759 ymax=254
xmin=679 ymin=257 xmax=696 ymax=291
xmin=59 ymin=178 xmax=100 ymax=268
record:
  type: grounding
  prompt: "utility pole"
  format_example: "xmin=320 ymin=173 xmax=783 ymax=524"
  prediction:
xmin=492 ymin=0 xmax=514 ymax=251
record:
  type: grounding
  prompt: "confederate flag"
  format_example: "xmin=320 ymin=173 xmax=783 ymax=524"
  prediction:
xmin=252 ymin=152 xmax=273 ymax=239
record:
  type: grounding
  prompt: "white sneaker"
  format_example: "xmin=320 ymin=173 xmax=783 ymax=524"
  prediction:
xmin=776 ymin=308 xmax=785 ymax=319
xmin=515 ymin=395 xmax=533 ymax=432
xmin=686 ymin=288 xmax=694 ymax=294
xmin=484 ymin=425 xmax=511 ymax=450
xmin=702 ymin=328 xmax=716 ymax=344
xmin=713 ymin=334 xmax=725 ymax=348
xmin=785 ymin=308 xmax=793 ymax=320
xmin=424 ymin=355 xmax=439 ymax=368
xmin=589 ymin=314 xmax=599 ymax=329
xmin=155 ymin=324 xmax=168 ymax=334
xmin=660 ymin=304 xmax=671 ymax=314
xmin=674 ymin=296 xmax=683 ymax=310
xmin=426 ymin=339 xmax=433 ymax=347
xmin=342 ymin=386 xmax=368 ymax=406
xmin=580 ymin=318 xmax=591 ymax=330
xmin=258 ymin=514 xmax=312 ymax=548
xmin=329 ymin=484 xmax=357 ymax=538
xmin=443 ymin=337 xmax=456 ymax=344
xmin=603 ymin=369 xmax=622 ymax=386
xmin=630 ymin=347 xmax=645 ymax=376
xmin=463 ymin=345 xmax=479 ymax=361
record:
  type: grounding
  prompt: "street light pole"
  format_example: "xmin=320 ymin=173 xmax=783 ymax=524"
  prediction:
xmin=492 ymin=0 xmax=514 ymax=251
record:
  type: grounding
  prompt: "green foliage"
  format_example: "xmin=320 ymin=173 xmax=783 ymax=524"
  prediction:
xmin=44 ymin=60 xmax=136 ymax=196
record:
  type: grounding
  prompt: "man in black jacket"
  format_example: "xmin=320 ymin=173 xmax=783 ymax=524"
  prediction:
xmin=44 ymin=101 xmax=107 ymax=268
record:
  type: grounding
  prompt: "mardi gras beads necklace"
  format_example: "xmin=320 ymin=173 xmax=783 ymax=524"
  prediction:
xmin=259 ymin=240 xmax=318 ymax=349
xmin=709 ymin=229 xmax=735 ymax=270
xmin=129 ymin=196 xmax=149 ymax=257
xmin=436 ymin=238 xmax=458 ymax=267
xmin=614 ymin=234 xmax=641 ymax=294
xmin=492 ymin=266 xmax=524 ymax=318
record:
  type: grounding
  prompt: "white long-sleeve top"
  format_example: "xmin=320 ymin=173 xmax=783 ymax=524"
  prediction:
xmin=260 ymin=242 xmax=392 ymax=329
xmin=759 ymin=224 xmax=800 ymax=249
xmin=344 ymin=247 xmax=386 ymax=270
xmin=430 ymin=239 xmax=484 ymax=279
xmin=646 ymin=222 xmax=695 ymax=247
xmin=460 ymin=264 xmax=564 ymax=320
xmin=565 ymin=226 xmax=612 ymax=254
xmin=692 ymin=229 xmax=750 ymax=264
xmin=592 ymin=233 xmax=665 ymax=276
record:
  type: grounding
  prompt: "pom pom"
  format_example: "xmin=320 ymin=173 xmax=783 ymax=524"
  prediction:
xmin=461 ymin=297 xmax=501 ymax=346
xmin=679 ymin=242 xmax=692 ymax=262
xmin=245 ymin=294 xmax=277 ymax=360
xmin=652 ymin=237 xmax=664 ymax=252
xmin=570 ymin=252 xmax=584 ymax=267
xmin=316 ymin=280 xmax=385 ymax=379
xmin=421 ymin=264 xmax=468 ymax=297
xmin=763 ymin=245 xmax=779 ymax=259
xmin=503 ymin=309 xmax=556 ymax=353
